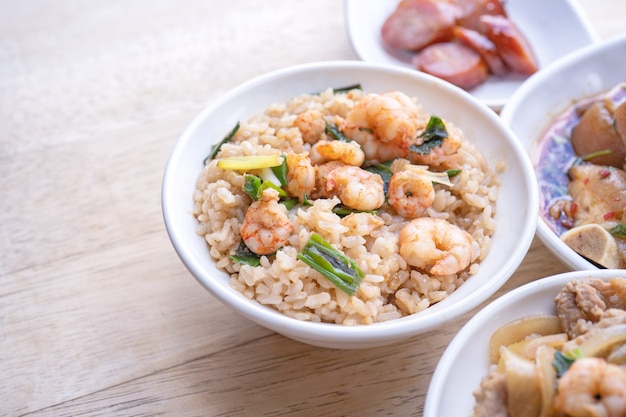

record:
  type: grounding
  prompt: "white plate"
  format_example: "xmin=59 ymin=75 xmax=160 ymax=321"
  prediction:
xmin=345 ymin=0 xmax=598 ymax=110
xmin=423 ymin=269 xmax=626 ymax=416
xmin=500 ymin=34 xmax=626 ymax=271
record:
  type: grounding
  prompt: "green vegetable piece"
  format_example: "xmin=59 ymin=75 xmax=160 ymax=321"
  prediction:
xmin=582 ymin=149 xmax=613 ymax=161
xmin=332 ymin=205 xmax=379 ymax=217
xmin=243 ymin=175 xmax=263 ymax=199
xmin=410 ymin=115 xmax=448 ymax=155
xmin=281 ymin=198 xmax=299 ymax=210
xmin=552 ymin=349 xmax=582 ymax=378
xmin=364 ymin=162 xmax=393 ymax=196
xmin=332 ymin=84 xmax=362 ymax=94
xmin=297 ymin=233 xmax=364 ymax=296
xmin=271 ymin=155 xmax=288 ymax=187
xmin=446 ymin=169 xmax=462 ymax=178
xmin=205 ymin=122 xmax=240 ymax=163
xmin=609 ymin=224 xmax=626 ymax=238
xmin=302 ymin=193 xmax=313 ymax=207
xmin=230 ymin=241 xmax=262 ymax=266
xmin=325 ymin=123 xmax=350 ymax=142
xmin=420 ymin=115 xmax=448 ymax=140
xmin=243 ymin=175 xmax=288 ymax=200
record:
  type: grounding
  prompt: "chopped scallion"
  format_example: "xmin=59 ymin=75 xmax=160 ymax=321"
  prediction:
xmin=552 ymin=349 xmax=582 ymax=378
xmin=297 ymin=233 xmax=364 ymax=296
xmin=205 ymin=122 xmax=240 ymax=163
xmin=325 ymin=123 xmax=350 ymax=142
xmin=230 ymin=241 xmax=262 ymax=266
xmin=332 ymin=84 xmax=362 ymax=94
xmin=271 ymin=156 xmax=288 ymax=187
xmin=332 ymin=205 xmax=379 ymax=217
xmin=609 ymin=224 xmax=626 ymax=238
xmin=581 ymin=149 xmax=612 ymax=161
xmin=243 ymin=174 xmax=288 ymax=200
xmin=446 ymin=169 xmax=462 ymax=178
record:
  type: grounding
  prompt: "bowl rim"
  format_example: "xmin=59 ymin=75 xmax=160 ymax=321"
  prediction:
xmin=162 ymin=60 xmax=538 ymax=346
xmin=423 ymin=268 xmax=626 ymax=416
xmin=500 ymin=33 xmax=626 ymax=271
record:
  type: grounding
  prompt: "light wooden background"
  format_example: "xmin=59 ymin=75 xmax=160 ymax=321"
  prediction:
xmin=2 ymin=1 xmax=624 ymax=416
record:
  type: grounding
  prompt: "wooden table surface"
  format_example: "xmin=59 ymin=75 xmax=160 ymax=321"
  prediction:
xmin=2 ymin=1 xmax=625 ymax=416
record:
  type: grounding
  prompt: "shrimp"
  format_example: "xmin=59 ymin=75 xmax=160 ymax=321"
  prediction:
xmin=240 ymin=188 xmax=293 ymax=255
xmin=324 ymin=165 xmax=385 ymax=211
xmin=408 ymin=122 xmax=462 ymax=167
xmin=285 ymin=152 xmax=315 ymax=202
xmin=399 ymin=217 xmax=473 ymax=275
xmin=293 ymin=109 xmax=326 ymax=144
xmin=311 ymin=161 xmax=345 ymax=199
xmin=310 ymin=139 xmax=365 ymax=166
xmin=553 ymin=357 xmax=626 ymax=417
xmin=341 ymin=212 xmax=385 ymax=236
xmin=343 ymin=91 xmax=421 ymax=161
xmin=387 ymin=160 xmax=434 ymax=218
xmin=388 ymin=159 xmax=453 ymax=218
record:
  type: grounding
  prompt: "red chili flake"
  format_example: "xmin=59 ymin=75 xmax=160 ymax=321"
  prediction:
xmin=561 ymin=219 xmax=574 ymax=228
xmin=584 ymin=177 xmax=590 ymax=185
xmin=598 ymin=169 xmax=611 ymax=179
xmin=604 ymin=211 xmax=615 ymax=220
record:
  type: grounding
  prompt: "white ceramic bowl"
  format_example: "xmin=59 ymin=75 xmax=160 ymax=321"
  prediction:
xmin=423 ymin=268 xmax=626 ymax=416
xmin=162 ymin=61 xmax=537 ymax=349
xmin=500 ymin=34 xmax=626 ymax=271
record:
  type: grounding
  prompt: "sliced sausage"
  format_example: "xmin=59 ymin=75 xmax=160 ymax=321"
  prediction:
xmin=453 ymin=0 xmax=507 ymax=33
xmin=412 ymin=42 xmax=489 ymax=90
xmin=480 ymin=14 xmax=538 ymax=75
xmin=381 ymin=0 xmax=462 ymax=51
xmin=453 ymin=26 xmax=508 ymax=76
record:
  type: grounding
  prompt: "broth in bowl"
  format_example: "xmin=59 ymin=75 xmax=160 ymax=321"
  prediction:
xmin=533 ymin=81 xmax=626 ymax=269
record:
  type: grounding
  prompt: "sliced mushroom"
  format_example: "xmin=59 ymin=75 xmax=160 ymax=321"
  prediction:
xmin=560 ymin=223 xmax=620 ymax=268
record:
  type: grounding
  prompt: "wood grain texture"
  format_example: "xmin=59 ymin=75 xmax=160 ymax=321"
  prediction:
xmin=1 ymin=1 xmax=623 ymax=416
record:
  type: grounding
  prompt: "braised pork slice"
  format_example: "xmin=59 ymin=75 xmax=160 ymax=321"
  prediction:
xmin=554 ymin=277 xmax=626 ymax=338
xmin=471 ymin=370 xmax=508 ymax=417
xmin=561 ymin=308 xmax=626 ymax=354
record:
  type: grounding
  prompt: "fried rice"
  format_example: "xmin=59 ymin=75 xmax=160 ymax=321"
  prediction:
xmin=193 ymin=87 xmax=499 ymax=325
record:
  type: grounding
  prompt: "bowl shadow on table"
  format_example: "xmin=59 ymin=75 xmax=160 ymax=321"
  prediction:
xmin=177 ymin=327 xmax=450 ymax=416
xmin=164 ymin=238 xmax=565 ymax=416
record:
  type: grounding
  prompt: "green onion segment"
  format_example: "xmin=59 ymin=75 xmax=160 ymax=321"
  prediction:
xmin=297 ymin=233 xmax=364 ymax=296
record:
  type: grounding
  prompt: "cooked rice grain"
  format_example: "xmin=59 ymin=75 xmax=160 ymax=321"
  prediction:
xmin=194 ymin=88 xmax=499 ymax=325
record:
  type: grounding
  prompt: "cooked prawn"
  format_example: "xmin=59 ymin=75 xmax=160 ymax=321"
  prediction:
xmin=387 ymin=159 xmax=451 ymax=219
xmin=240 ymin=188 xmax=293 ymax=255
xmin=311 ymin=161 xmax=345 ymax=199
xmin=285 ymin=152 xmax=315 ymax=202
xmin=293 ymin=109 xmax=326 ymax=144
xmin=408 ymin=122 xmax=462 ymax=167
xmin=341 ymin=212 xmax=385 ymax=236
xmin=553 ymin=357 xmax=626 ymax=417
xmin=310 ymin=139 xmax=365 ymax=166
xmin=343 ymin=91 xmax=420 ymax=161
xmin=398 ymin=217 xmax=473 ymax=275
xmin=324 ymin=165 xmax=385 ymax=211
